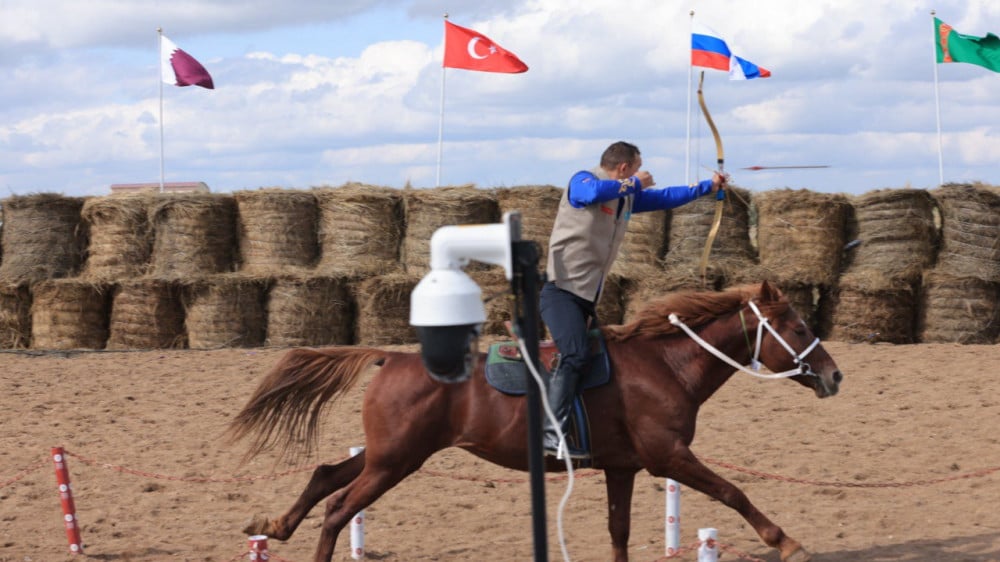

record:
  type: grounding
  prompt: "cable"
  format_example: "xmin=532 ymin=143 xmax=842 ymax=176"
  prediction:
xmin=517 ymin=336 xmax=576 ymax=562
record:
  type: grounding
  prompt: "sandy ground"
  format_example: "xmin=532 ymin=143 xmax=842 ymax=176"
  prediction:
xmin=2 ymin=340 xmax=1000 ymax=562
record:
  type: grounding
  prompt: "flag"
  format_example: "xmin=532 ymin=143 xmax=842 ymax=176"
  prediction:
xmin=935 ymin=17 xmax=1000 ymax=73
xmin=691 ymin=23 xmax=770 ymax=80
xmin=443 ymin=20 xmax=528 ymax=73
xmin=160 ymin=34 xmax=215 ymax=89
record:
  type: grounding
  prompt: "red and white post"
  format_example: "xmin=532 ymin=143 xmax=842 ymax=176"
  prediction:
xmin=248 ymin=535 xmax=270 ymax=561
xmin=51 ymin=447 xmax=83 ymax=554
xmin=697 ymin=528 xmax=718 ymax=562
xmin=349 ymin=446 xmax=365 ymax=560
xmin=665 ymin=478 xmax=681 ymax=556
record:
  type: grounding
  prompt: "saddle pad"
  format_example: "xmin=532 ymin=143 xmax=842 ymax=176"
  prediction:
xmin=484 ymin=339 xmax=611 ymax=396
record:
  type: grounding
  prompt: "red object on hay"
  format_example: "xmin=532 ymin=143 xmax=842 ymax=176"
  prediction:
xmin=51 ymin=446 xmax=83 ymax=554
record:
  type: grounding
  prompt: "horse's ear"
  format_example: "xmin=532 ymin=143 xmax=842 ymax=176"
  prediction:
xmin=760 ymin=280 xmax=781 ymax=302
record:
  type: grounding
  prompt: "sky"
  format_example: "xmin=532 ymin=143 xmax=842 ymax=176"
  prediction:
xmin=1 ymin=0 xmax=999 ymax=199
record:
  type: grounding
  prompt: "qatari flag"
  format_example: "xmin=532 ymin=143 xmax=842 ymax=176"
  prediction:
xmin=160 ymin=34 xmax=214 ymax=89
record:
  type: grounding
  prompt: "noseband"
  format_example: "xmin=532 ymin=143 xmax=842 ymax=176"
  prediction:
xmin=668 ymin=299 xmax=821 ymax=380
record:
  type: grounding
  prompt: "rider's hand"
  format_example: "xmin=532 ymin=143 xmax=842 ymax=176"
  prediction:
xmin=636 ymin=171 xmax=655 ymax=189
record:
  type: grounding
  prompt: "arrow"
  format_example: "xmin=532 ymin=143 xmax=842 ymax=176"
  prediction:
xmin=740 ymin=165 xmax=831 ymax=171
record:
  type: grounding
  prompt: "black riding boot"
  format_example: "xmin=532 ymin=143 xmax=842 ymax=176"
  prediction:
xmin=542 ymin=366 xmax=590 ymax=459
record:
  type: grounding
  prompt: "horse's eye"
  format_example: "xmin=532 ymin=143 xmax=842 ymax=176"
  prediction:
xmin=794 ymin=325 xmax=807 ymax=336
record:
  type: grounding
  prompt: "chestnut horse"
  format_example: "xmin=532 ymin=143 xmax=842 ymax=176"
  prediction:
xmin=229 ymin=280 xmax=842 ymax=562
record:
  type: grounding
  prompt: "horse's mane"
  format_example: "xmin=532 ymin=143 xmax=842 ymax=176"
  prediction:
xmin=602 ymin=283 xmax=789 ymax=342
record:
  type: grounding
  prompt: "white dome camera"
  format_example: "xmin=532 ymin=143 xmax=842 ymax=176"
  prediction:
xmin=409 ymin=213 xmax=516 ymax=383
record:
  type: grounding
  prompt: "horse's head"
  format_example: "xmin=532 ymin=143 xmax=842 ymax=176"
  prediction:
xmin=752 ymin=281 xmax=842 ymax=398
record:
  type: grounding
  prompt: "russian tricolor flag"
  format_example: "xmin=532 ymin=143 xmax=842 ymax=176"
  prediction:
xmin=692 ymin=23 xmax=770 ymax=80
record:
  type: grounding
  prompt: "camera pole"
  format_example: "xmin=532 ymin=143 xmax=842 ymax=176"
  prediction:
xmin=508 ymin=212 xmax=549 ymax=562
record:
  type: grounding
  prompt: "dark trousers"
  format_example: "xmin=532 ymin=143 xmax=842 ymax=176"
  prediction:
xmin=539 ymin=282 xmax=596 ymax=387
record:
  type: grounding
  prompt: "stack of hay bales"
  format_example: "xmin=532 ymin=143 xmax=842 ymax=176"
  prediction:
xmin=493 ymin=185 xmax=561 ymax=269
xmin=919 ymin=184 xmax=1000 ymax=343
xmin=184 ymin=275 xmax=268 ymax=349
xmin=0 ymin=194 xmax=87 ymax=283
xmin=266 ymin=276 xmax=354 ymax=347
xmin=30 ymin=279 xmax=111 ymax=350
xmin=829 ymin=189 xmax=937 ymax=343
xmin=664 ymin=186 xmax=756 ymax=289
xmin=612 ymin=209 xmax=670 ymax=279
xmin=753 ymin=189 xmax=851 ymax=336
xmin=234 ymin=189 xmax=318 ymax=274
xmin=314 ymin=184 xmax=404 ymax=276
xmin=80 ymin=194 xmax=152 ymax=280
xmin=0 ymin=282 xmax=30 ymax=348
xmin=401 ymin=186 xmax=500 ymax=275
xmin=149 ymin=193 xmax=237 ymax=279
xmin=354 ymin=274 xmax=419 ymax=345
xmin=107 ymin=279 xmax=185 ymax=349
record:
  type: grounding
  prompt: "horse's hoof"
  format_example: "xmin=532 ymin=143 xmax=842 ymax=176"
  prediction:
xmin=782 ymin=546 xmax=812 ymax=562
xmin=242 ymin=513 xmax=272 ymax=536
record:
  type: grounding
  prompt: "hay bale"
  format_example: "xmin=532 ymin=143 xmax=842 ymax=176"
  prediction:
xmin=149 ymin=193 xmax=237 ymax=279
xmin=663 ymin=186 xmax=756 ymax=283
xmin=468 ymin=269 xmax=515 ymax=337
xmin=931 ymin=183 xmax=1000 ymax=282
xmin=107 ymin=279 xmax=186 ymax=350
xmin=827 ymin=274 xmax=918 ymax=344
xmin=235 ymin=189 xmax=318 ymax=274
xmin=0 ymin=282 xmax=31 ymax=348
xmin=755 ymin=189 xmax=850 ymax=286
xmin=0 ymin=194 xmax=86 ymax=283
xmin=266 ymin=276 xmax=354 ymax=347
xmin=919 ymin=271 xmax=1000 ymax=344
xmin=612 ymin=210 xmax=670 ymax=277
xmin=840 ymin=189 xmax=937 ymax=286
xmin=80 ymin=194 xmax=153 ymax=280
xmin=315 ymin=184 xmax=403 ymax=276
xmin=30 ymin=279 xmax=111 ymax=349
xmin=183 ymin=275 xmax=267 ymax=349
xmin=354 ymin=274 xmax=419 ymax=346
xmin=493 ymin=185 xmax=562 ymax=268
xmin=402 ymin=186 xmax=499 ymax=275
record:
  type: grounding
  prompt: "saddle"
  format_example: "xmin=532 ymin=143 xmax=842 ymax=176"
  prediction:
xmin=483 ymin=330 xmax=611 ymax=467
xmin=484 ymin=329 xmax=611 ymax=395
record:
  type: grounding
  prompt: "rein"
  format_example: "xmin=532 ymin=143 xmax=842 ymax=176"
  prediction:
xmin=668 ymin=300 xmax=821 ymax=380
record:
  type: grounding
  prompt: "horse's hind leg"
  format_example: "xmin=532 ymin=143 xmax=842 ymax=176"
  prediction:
xmin=604 ymin=468 xmax=638 ymax=562
xmin=312 ymin=459 xmax=423 ymax=562
xmin=654 ymin=446 xmax=810 ymax=562
xmin=244 ymin=452 xmax=365 ymax=541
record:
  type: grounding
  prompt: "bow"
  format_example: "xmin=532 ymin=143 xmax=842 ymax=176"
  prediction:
xmin=697 ymin=70 xmax=725 ymax=288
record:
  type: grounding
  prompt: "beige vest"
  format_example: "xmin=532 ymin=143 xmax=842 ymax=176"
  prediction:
xmin=546 ymin=167 xmax=633 ymax=302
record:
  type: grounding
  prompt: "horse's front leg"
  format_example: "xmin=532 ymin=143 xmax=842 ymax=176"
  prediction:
xmin=244 ymin=452 xmax=364 ymax=541
xmin=604 ymin=468 xmax=638 ymax=562
xmin=654 ymin=446 xmax=811 ymax=562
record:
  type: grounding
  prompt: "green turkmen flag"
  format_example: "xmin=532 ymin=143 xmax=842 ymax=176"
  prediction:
xmin=935 ymin=17 xmax=1000 ymax=72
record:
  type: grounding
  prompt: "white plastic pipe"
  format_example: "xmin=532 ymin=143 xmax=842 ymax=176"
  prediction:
xmin=665 ymin=478 xmax=681 ymax=556
xmin=349 ymin=446 xmax=365 ymax=560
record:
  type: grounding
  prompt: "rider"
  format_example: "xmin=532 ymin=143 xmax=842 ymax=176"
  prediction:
xmin=541 ymin=141 xmax=725 ymax=459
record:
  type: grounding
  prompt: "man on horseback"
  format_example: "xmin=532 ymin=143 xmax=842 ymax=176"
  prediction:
xmin=541 ymin=141 xmax=725 ymax=459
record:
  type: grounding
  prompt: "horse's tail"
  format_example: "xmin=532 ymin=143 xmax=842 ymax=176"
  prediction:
xmin=227 ymin=346 xmax=386 ymax=462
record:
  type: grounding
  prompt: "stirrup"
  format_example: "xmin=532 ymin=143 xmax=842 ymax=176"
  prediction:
xmin=544 ymin=439 xmax=590 ymax=460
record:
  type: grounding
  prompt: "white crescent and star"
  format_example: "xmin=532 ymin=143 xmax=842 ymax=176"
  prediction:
xmin=467 ymin=37 xmax=496 ymax=59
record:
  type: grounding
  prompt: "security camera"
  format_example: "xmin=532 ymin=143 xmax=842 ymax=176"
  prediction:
xmin=410 ymin=213 xmax=516 ymax=383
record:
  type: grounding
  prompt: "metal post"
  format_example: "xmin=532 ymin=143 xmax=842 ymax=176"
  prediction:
xmin=509 ymin=212 xmax=548 ymax=562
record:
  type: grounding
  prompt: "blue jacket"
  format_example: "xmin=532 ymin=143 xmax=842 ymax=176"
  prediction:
xmin=567 ymin=170 xmax=713 ymax=212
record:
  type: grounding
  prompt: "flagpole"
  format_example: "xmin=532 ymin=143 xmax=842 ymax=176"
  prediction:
xmin=158 ymin=27 xmax=165 ymax=193
xmin=931 ymin=10 xmax=944 ymax=186
xmin=685 ymin=10 xmax=694 ymax=185
xmin=436 ymin=13 xmax=449 ymax=187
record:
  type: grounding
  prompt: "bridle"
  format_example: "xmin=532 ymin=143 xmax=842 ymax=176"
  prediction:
xmin=668 ymin=299 xmax=821 ymax=380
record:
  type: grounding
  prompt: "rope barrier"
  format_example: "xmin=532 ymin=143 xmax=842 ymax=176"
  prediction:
xmin=3 ymin=446 xmax=999 ymax=562
xmin=702 ymin=456 xmax=1000 ymax=488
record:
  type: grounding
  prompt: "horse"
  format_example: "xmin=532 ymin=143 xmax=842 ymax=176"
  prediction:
xmin=229 ymin=280 xmax=842 ymax=562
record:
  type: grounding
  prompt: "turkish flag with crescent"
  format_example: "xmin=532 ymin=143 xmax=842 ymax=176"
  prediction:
xmin=443 ymin=20 xmax=528 ymax=73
